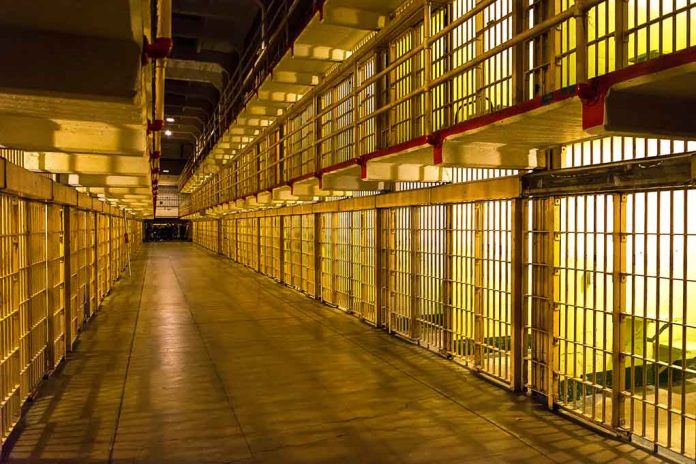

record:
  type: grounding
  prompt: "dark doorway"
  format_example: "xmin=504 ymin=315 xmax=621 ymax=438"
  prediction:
xmin=145 ymin=219 xmax=192 ymax=242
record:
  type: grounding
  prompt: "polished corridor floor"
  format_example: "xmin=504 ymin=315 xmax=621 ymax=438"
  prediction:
xmin=6 ymin=244 xmax=663 ymax=463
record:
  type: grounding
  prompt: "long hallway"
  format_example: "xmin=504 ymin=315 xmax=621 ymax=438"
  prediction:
xmin=4 ymin=244 xmax=661 ymax=464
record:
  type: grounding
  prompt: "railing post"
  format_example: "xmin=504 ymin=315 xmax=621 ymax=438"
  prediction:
xmin=575 ymin=0 xmax=588 ymax=83
xmin=512 ymin=0 xmax=527 ymax=103
xmin=423 ymin=1 xmax=433 ymax=136
xmin=615 ymin=0 xmax=628 ymax=70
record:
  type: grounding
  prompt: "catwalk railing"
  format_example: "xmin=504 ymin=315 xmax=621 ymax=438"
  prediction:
xmin=182 ymin=0 xmax=696 ymax=202
xmin=179 ymin=0 xmax=325 ymax=186
xmin=193 ymin=138 xmax=696 ymax=462
xmin=0 ymin=157 xmax=143 ymax=449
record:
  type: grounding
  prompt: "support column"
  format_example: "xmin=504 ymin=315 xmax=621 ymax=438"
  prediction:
xmin=330 ymin=212 xmax=338 ymax=304
xmin=410 ymin=206 xmax=420 ymax=340
xmin=387 ymin=209 xmax=396 ymax=333
xmin=279 ymin=215 xmax=285 ymax=284
xmin=510 ymin=198 xmax=525 ymax=391
xmin=546 ymin=197 xmax=560 ymax=409
xmin=442 ymin=204 xmax=453 ymax=355
xmin=314 ymin=212 xmax=322 ymax=301
xmin=611 ymin=193 xmax=627 ymax=428
xmin=218 ymin=217 xmax=223 ymax=255
xmin=374 ymin=209 xmax=384 ymax=328
xmin=474 ymin=202 xmax=484 ymax=369
xmin=63 ymin=206 xmax=73 ymax=352
xmin=256 ymin=217 xmax=261 ymax=271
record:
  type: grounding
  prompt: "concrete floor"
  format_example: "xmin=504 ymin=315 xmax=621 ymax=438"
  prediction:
xmin=5 ymin=243 xmax=666 ymax=463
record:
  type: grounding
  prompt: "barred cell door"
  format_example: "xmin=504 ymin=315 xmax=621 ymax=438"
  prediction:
xmin=47 ymin=204 xmax=66 ymax=369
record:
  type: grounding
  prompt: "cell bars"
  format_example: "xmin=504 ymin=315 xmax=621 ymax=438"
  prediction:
xmin=192 ymin=220 xmax=219 ymax=254
xmin=190 ymin=127 xmax=696 ymax=462
xmin=523 ymin=190 xmax=696 ymax=459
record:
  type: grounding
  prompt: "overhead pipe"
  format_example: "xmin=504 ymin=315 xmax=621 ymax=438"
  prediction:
xmin=146 ymin=0 xmax=172 ymax=216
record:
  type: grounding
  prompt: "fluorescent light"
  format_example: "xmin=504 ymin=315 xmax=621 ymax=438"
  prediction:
xmin=166 ymin=117 xmax=175 ymax=122
xmin=164 ymin=130 xmax=172 ymax=136
xmin=162 ymin=169 xmax=170 ymax=173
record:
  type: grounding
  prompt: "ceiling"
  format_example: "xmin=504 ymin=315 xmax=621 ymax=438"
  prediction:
xmin=162 ymin=0 xmax=263 ymax=175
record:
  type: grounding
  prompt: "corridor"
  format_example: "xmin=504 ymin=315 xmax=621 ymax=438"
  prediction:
xmin=5 ymin=244 xmax=661 ymax=464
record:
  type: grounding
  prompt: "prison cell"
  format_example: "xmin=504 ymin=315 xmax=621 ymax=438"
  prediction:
xmin=68 ymin=208 xmax=81 ymax=345
xmin=222 ymin=217 xmax=237 ymax=261
xmin=47 ymin=204 xmax=66 ymax=368
xmin=20 ymin=201 xmax=48 ymax=402
xmin=187 ymin=0 xmax=696 ymax=219
xmin=0 ymin=194 xmax=21 ymax=443
xmin=97 ymin=214 xmax=111 ymax=302
xmin=192 ymin=143 xmax=696 ymax=461
xmin=382 ymin=207 xmax=413 ymax=339
xmin=0 ymin=158 xmax=141 ymax=448
xmin=86 ymin=211 xmax=98 ymax=316
xmin=192 ymin=220 xmax=219 ymax=254
xmin=621 ymin=190 xmax=696 ymax=458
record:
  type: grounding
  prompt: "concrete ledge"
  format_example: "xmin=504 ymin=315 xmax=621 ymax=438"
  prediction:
xmin=52 ymin=182 xmax=78 ymax=206
xmin=3 ymin=161 xmax=52 ymax=200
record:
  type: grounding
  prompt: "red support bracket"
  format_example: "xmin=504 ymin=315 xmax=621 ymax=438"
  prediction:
xmin=426 ymin=133 xmax=445 ymax=165
xmin=144 ymin=37 xmax=173 ymax=60
xmin=148 ymin=120 xmax=164 ymax=133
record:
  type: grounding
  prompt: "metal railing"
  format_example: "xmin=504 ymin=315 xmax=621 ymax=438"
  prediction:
xmin=179 ymin=0 xmax=322 ymax=188
xmin=182 ymin=0 xmax=696 ymax=213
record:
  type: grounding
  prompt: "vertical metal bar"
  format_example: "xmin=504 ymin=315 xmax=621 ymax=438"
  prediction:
xmin=546 ymin=197 xmax=560 ymax=409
